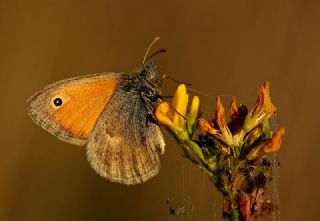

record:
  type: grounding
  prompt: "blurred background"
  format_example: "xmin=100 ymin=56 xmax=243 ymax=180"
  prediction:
xmin=1 ymin=0 xmax=319 ymax=220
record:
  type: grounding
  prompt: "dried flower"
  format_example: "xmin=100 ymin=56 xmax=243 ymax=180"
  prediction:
xmin=215 ymin=97 xmax=234 ymax=146
xmin=262 ymin=127 xmax=285 ymax=153
xmin=198 ymin=97 xmax=235 ymax=147
xmin=229 ymin=97 xmax=248 ymax=134
xmin=244 ymin=81 xmax=277 ymax=132
xmin=198 ymin=118 xmax=218 ymax=135
xmin=247 ymin=127 xmax=285 ymax=161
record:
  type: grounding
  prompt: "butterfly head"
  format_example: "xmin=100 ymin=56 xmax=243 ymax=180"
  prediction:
xmin=140 ymin=62 xmax=162 ymax=87
xmin=136 ymin=62 xmax=163 ymax=101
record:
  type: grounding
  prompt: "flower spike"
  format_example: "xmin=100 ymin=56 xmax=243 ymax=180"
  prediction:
xmin=155 ymin=81 xmax=285 ymax=221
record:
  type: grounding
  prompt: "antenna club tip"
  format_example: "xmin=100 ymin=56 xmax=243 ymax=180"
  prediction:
xmin=143 ymin=36 xmax=162 ymax=64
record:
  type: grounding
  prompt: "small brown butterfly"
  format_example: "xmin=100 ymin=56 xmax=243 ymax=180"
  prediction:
xmin=27 ymin=37 xmax=165 ymax=185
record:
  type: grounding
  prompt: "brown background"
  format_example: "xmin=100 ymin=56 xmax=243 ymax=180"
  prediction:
xmin=0 ymin=0 xmax=319 ymax=220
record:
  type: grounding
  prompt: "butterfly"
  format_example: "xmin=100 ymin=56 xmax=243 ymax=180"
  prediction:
xmin=27 ymin=37 xmax=166 ymax=185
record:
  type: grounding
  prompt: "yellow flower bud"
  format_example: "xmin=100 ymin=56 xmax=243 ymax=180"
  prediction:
xmin=187 ymin=96 xmax=200 ymax=136
xmin=172 ymin=84 xmax=189 ymax=129
xmin=155 ymin=84 xmax=190 ymax=133
xmin=155 ymin=102 xmax=174 ymax=128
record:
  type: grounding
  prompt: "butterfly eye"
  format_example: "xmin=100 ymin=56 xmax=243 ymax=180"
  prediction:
xmin=53 ymin=97 xmax=63 ymax=106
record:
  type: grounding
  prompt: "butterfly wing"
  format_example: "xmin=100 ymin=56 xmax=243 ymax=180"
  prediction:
xmin=86 ymin=87 xmax=165 ymax=185
xmin=27 ymin=73 xmax=120 ymax=146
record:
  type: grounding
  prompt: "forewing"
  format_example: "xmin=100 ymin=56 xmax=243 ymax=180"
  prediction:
xmin=27 ymin=73 xmax=120 ymax=146
xmin=86 ymin=89 xmax=165 ymax=185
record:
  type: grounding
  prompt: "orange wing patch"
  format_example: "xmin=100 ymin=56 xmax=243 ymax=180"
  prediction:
xmin=52 ymin=79 xmax=118 ymax=139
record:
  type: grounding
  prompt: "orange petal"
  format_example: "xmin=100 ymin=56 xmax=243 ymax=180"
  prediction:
xmin=230 ymin=96 xmax=238 ymax=121
xmin=253 ymin=81 xmax=277 ymax=119
xmin=198 ymin=118 xmax=218 ymax=135
xmin=262 ymin=127 xmax=285 ymax=153
xmin=244 ymin=81 xmax=277 ymax=132
xmin=215 ymin=97 xmax=233 ymax=144
xmin=216 ymin=96 xmax=227 ymax=130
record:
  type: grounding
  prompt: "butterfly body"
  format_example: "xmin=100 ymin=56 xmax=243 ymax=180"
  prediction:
xmin=27 ymin=63 xmax=165 ymax=185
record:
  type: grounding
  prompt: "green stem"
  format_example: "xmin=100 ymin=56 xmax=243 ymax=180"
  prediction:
xmin=230 ymin=209 xmax=239 ymax=221
xmin=186 ymin=139 xmax=205 ymax=161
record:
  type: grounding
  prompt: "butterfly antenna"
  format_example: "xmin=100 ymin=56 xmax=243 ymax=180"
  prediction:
xmin=163 ymin=75 xmax=192 ymax=87
xmin=143 ymin=36 xmax=161 ymax=65
xmin=185 ymin=86 xmax=209 ymax=97
xmin=145 ymin=49 xmax=167 ymax=62
xmin=163 ymin=75 xmax=209 ymax=97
